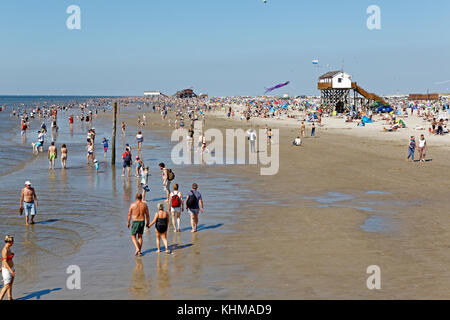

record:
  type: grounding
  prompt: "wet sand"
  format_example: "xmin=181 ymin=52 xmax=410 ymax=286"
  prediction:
xmin=135 ymin=110 xmax=450 ymax=299
xmin=2 ymin=105 xmax=450 ymax=299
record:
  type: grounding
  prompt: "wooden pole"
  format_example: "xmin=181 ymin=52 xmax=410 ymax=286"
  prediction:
xmin=112 ymin=102 xmax=117 ymax=165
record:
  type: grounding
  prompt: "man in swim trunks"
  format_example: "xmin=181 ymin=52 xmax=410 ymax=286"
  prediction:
xmin=127 ymin=193 xmax=150 ymax=256
xmin=48 ymin=141 xmax=57 ymax=169
xmin=20 ymin=181 xmax=38 ymax=225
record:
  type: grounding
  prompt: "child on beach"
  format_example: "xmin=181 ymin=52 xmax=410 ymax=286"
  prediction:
xmin=140 ymin=166 xmax=150 ymax=200
xmin=94 ymin=159 xmax=99 ymax=173
xmin=102 ymin=137 xmax=109 ymax=155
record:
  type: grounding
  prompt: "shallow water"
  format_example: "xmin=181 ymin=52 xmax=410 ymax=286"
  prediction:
xmin=0 ymin=102 xmax=256 ymax=299
xmin=303 ymin=191 xmax=409 ymax=233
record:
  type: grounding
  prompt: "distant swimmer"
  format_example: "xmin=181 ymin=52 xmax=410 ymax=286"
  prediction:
xmin=148 ymin=203 xmax=170 ymax=254
xmin=48 ymin=141 xmax=57 ymax=170
xmin=0 ymin=235 xmax=15 ymax=300
xmin=127 ymin=193 xmax=150 ymax=256
xmin=20 ymin=181 xmax=38 ymax=225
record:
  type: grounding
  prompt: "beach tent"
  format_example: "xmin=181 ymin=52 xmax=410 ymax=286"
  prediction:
xmin=362 ymin=116 xmax=372 ymax=124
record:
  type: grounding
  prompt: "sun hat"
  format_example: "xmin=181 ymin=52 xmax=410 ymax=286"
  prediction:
xmin=25 ymin=181 xmax=31 ymax=186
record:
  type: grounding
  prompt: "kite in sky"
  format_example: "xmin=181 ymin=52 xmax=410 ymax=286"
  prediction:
xmin=264 ymin=81 xmax=290 ymax=94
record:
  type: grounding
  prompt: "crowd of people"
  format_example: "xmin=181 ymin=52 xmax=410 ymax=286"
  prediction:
xmin=2 ymin=93 xmax=450 ymax=299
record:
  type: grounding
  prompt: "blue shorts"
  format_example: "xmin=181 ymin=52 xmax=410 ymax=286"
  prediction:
xmin=36 ymin=141 xmax=43 ymax=147
xmin=23 ymin=201 xmax=36 ymax=217
xmin=123 ymin=160 xmax=131 ymax=168
xmin=188 ymin=208 xmax=199 ymax=215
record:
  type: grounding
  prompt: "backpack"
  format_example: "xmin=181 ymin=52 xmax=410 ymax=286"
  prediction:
xmin=167 ymin=169 xmax=175 ymax=181
xmin=171 ymin=192 xmax=181 ymax=208
xmin=186 ymin=191 xmax=197 ymax=209
xmin=123 ymin=152 xmax=131 ymax=162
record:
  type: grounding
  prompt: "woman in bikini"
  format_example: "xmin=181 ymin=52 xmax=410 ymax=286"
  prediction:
xmin=0 ymin=235 xmax=15 ymax=300
xmin=61 ymin=144 xmax=68 ymax=169
xmin=148 ymin=203 xmax=170 ymax=254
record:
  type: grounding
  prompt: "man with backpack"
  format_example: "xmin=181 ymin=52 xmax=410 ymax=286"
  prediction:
xmin=186 ymin=183 xmax=204 ymax=233
xmin=122 ymin=147 xmax=132 ymax=177
xmin=159 ymin=162 xmax=175 ymax=202
xmin=169 ymin=184 xmax=183 ymax=232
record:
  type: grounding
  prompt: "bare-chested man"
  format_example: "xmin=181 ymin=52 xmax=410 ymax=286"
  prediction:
xmin=48 ymin=141 xmax=57 ymax=170
xmin=20 ymin=181 xmax=38 ymax=225
xmin=127 ymin=193 xmax=150 ymax=256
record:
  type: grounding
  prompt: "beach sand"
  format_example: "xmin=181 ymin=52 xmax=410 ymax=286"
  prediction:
xmin=141 ymin=108 xmax=450 ymax=299
xmin=2 ymin=105 xmax=450 ymax=299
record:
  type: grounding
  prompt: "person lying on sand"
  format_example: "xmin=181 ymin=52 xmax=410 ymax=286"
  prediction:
xmin=384 ymin=124 xmax=399 ymax=132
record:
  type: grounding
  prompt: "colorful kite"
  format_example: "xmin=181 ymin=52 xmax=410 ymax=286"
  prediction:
xmin=264 ymin=81 xmax=290 ymax=94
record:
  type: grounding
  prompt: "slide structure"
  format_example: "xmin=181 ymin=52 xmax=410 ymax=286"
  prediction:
xmin=351 ymin=82 xmax=387 ymax=105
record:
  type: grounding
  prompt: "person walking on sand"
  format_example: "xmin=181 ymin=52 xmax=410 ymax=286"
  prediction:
xmin=159 ymin=163 xmax=171 ymax=202
xmin=127 ymin=193 xmax=150 ymax=257
xmin=300 ymin=121 xmax=306 ymax=138
xmin=140 ymin=166 xmax=150 ymax=200
xmin=121 ymin=122 xmax=126 ymax=136
xmin=148 ymin=203 xmax=171 ymax=254
xmin=102 ymin=137 xmax=109 ymax=156
xmin=0 ymin=235 xmax=15 ymax=300
xmin=418 ymin=134 xmax=427 ymax=162
xmin=20 ymin=181 xmax=38 ymax=225
xmin=248 ymin=129 xmax=257 ymax=153
xmin=311 ymin=122 xmax=316 ymax=137
xmin=169 ymin=184 xmax=184 ymax=232
xmin=136 ymin=131 xmax=144 ymax=151
xmin=186 ymin=183 xmax=204 ymax=233
xmin=48 ymin=141 xmax=57 ymax=169
xmin=60 ymin=144 xmax=68 ymax=169
xmin=122 ymin=147 xmax=132 ymax=177
xmin=407 ymin=136 xmax=416 ymax=162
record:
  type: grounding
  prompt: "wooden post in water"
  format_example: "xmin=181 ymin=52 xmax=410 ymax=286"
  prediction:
xmin=112 ymin=102 xmax=118 ymax=165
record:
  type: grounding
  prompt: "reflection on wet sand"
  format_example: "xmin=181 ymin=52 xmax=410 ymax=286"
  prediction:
xmin=61 ymin=168 xmax=67 ymax=189
xmin=123 ymin=176 xmax=132 ymax=206
xmin=156 ymin=253 xmax=170 ymax=298
xmin=129 ymin=258 xmax=149 ymax=299
xmin=111 ymin=165 xmax=117 ymax=197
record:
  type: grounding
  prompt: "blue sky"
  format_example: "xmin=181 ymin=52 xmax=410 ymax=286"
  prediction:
xmin=0 ymin=0 xmax=449 ymax=96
